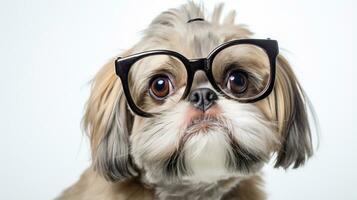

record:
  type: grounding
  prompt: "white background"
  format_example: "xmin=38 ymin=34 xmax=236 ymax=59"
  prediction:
xmin=1 ymin=0 xmax=356 ymax=199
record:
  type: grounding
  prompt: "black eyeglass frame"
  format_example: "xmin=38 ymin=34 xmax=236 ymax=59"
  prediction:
xmin=115 ymin=39 xmax=279 ymax=117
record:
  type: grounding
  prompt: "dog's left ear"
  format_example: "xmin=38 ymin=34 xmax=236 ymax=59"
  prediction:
xmin=269 ymin=55 xmax=315 ymax=169
xmin=83 ymin=58 xmax=137 ymax=181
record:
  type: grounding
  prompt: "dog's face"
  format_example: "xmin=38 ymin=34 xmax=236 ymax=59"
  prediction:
xmin=84 ymin=3 xmax=314 ymax=185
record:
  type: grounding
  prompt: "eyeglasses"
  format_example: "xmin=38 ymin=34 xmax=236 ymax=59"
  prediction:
xmin=115 ymin=39 xmax=279 ymax=117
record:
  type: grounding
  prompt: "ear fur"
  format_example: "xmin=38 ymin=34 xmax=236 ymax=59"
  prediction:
xmin=271 ymin=55 xmax=315 ymax=169
xmin=83 ymin=58 xmax=137 ymax=181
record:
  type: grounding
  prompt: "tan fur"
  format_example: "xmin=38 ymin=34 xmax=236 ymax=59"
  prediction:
xmin=83 ymin=58 xmax=121 ymax=154
xmin=223 ymin=175 xmax=266 ymax=200
xmin=57 ymin=168 xmax=264 ymax=200
xmin=56 ymin=168 xmax=154 ymax=200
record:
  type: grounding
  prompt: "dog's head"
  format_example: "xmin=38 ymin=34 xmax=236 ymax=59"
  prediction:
xmin=84 ymin=3 xmax=314 ymax=185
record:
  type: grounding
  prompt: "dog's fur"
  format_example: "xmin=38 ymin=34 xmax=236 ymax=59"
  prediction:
xmin=57 ymin=2 xmax=314 ymax=200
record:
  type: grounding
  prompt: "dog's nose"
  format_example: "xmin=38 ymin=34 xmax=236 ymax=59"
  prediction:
xmin=188 ymin=88 xmax=218 ymax=112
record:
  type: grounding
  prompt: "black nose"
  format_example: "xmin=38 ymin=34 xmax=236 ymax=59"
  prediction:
xmin=188 ymin=88 xmax=218 ymax=112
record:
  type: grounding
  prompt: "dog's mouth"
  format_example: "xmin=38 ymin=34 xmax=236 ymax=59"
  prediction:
xmin=185 ymin=115 xmax=223 ymax=135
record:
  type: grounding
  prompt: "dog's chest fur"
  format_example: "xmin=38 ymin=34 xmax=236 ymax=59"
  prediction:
xmin=153 ymin=177 xmax=240 ymax=200
xmin=56 ymin=168 xmax=266 ymax=200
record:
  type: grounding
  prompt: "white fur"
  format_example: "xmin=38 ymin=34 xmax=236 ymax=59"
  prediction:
xmin=182 ymin=130 xmax=232 ymax=183
xmin=218 ymin=99 xmax=278 ymax=155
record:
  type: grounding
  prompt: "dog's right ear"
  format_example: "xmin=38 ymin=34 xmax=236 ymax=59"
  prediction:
xmin=83 ymin=57 xmax=137 ymax=182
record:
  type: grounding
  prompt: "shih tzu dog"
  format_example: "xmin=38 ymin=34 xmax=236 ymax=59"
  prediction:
xmin=57 ymin=2 xmax=315 ymax=200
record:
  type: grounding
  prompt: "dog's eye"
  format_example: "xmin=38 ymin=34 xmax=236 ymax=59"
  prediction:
xmin=149 ymin=75 xmax=173 ymax=100
xmin=226 ymin=70 xmax=248 ymax=94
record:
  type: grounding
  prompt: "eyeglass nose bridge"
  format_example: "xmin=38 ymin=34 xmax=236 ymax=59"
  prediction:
xmin=188 ymin=58 xmax=208 ymax=72
xmin=181 ymin=57 xmax=218 ymax=100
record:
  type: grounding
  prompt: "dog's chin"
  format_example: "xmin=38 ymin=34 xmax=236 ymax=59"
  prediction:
xmin=181 ymin=131 xmax=233 ymax=183
xmin=174 ymin=120 xmax=237 ymax=183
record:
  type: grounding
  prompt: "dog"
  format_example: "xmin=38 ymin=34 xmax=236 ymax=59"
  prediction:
xmin=57 ymin=2 xmax=315 ymax=200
